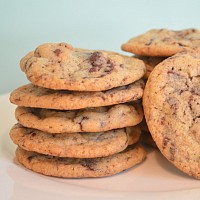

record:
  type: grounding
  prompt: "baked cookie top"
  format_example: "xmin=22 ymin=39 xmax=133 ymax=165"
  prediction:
xmin=10 ymin=80 xmax=144 ymax=110
xmin=143 ymin=49 xmax=200 ymax=179
xmin=122 ymin=28 xmax=200 ymax=57
xmin=20 ymin=43 xmax=145 ymax=91
xmin=15 ymin=103 xmax=143 ymax=133
xmin=15 ymin=144 xmax=146 ymax=178
xmin=10 ymin=123 xmax=141 ymax=158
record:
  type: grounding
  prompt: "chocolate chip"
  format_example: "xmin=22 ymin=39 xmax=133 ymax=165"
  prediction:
xmin=122 ymin=77 xmax=128 ymax=82
xmin=53 ymin=49 xmax=61 ymax=56
xmin=104 ymin=65 xmax=114 ymax=73
xmin=81 ymin=159 xmax=96 ymax=171
xmin=160 ymin=117 xmax=165 ymax=125
xmin=89 ymin=51 xmax=115 ymax=74
xmin=89 ymin=67 xmax=98 ymax=73
xmin=89 ymin=51 xmax=107 ymax=67
xmin=101 ymin=96 xmax=106 ymax=101
xmin=177 ymin=42 xmax=187 ymax=47
xmin=162 ymin=137 xmax=170 ymax=149
xmin=82 ymin=116 xmax=89 ymax=121
xmin=145 ymin=38 xmax=154 ymax=46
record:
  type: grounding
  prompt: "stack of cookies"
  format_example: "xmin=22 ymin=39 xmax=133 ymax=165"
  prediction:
xmin=9 ymin=42 xmax=147 ymax=178
xmin=122 ymin=28 xmax=200 ymax=179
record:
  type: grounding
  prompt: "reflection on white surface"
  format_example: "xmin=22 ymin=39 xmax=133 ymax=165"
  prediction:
xmin=1 ymin=93 xmax=200 ymax=200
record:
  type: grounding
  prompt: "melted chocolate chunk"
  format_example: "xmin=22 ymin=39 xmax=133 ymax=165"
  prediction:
xmin=53 ymin=49 xmax=61 ymax=56
xmin=89 ymin=51 xmax=114 ymax=73
xmin=90 ymin=52 xmax=107 ymax=67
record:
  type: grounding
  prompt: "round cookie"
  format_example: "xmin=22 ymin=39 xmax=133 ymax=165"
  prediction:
xmin=10 ymin=124 xmax=141 ymax=158
xmin=15 ymin=144 xmax=146 ymax=178
xmin=143 ymin=50 xmax=200 ymax=179
xmin=15 ymin=103 xmax=143 ymax=133
xmin=10 ymin=80 xmax=144 ymax=110
xmin=122 ymin=28 xmax=200 ymax=57
xmin=20 ymin=43 xmax=146 ymax=91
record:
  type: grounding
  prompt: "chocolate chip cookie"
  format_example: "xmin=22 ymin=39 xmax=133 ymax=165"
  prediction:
xmin=122 ymin=28 xmax=200 ymax=56
xmin=20 ymin=43 xmax=146 ymax=91
xmin=10 ymin=124 xmax=141 ymax=158
xmin=15 ymin=144 xmax=146 ymax=178
xmin=15 ymin=103 xmax=143 ymax=133
xmin=10 ymin=80 xmax=144 ymax=110
xmin=143 ymin=49 xmax=200 ymax=179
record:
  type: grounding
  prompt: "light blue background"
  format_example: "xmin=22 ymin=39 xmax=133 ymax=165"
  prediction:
xmin=1 ymin=0 xmax=200 ymax=94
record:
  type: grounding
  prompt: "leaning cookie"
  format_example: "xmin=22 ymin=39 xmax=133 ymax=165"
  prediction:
xmin=122 ymin=28 xmax=200 ymax=57
xmin=143 ymin=49 xmax=200 ymax=179
xmin=15 ymin=144 xmax=146 ymax=178
xmin=10 ymin=80 xmax=144 ymax=110
xmin=15 ymin=103 xmax=143 ymax=133
xmin=10 ymin=124 xmax=141 ymax=158
xmin=20 ymin=43 xmax=146 ymax=91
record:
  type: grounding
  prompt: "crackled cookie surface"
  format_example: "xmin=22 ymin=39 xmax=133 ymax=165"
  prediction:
xmin=143 ymin=50 xmax=200 ymax=179
xmin=122 ymin=29 xmax=200 ymax=56
xmin=10 ymin=80 xmax=144 ymax=110
xmin=16 ymin=144 xmax=146 ymax=178
xmin=15 ymin=103 xmax=143 ymax=133
xmin=20 ymin=43 xmax=145 ymax=91
xmin=10 ymin=124 xmax=141 ymax=158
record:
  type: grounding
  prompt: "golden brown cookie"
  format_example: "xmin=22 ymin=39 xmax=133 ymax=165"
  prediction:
xmin=15 ymin=144 xmax=146 ymax=178
xmin=10 ymin=124 xmax=141 ymax=158
xmin=10 ymin=80 xmax=144 ymax=110
xmin=15 ymin=103 xmax=143 ymax=133
xmin=20 ymin=43 xmax=146 ymax=91
xmin=122 ymin=28 xmax=200 ymax=56
xmin=143 ymin=49 xmax=200 ymax=179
